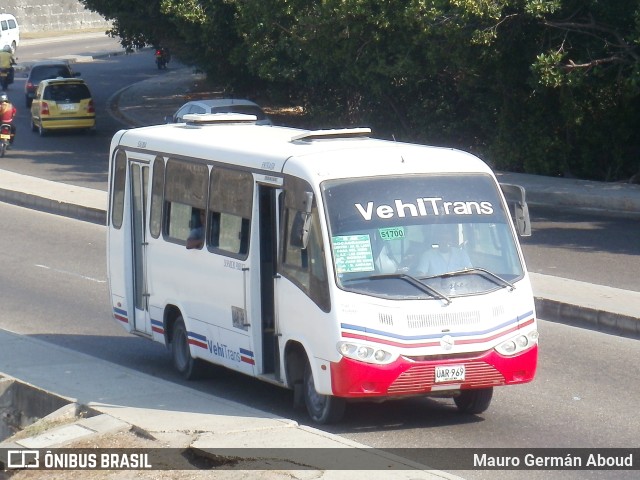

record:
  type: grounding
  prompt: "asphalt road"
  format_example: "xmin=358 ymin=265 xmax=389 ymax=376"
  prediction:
xmin=0 ymin=201 xmax=638 ymax=480
xmin=521 ymin=205 xmax=640 ymax=292
xmin=2 ymin=35 xmax=161 ymax=189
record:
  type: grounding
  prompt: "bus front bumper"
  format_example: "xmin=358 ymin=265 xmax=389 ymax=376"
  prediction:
xmin=330 ymin=345 xmax=538 ymax=398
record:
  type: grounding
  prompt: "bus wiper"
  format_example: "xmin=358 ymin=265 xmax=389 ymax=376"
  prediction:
xmin=422 ymin=267 xmax=515 ymax=291
xmin=345 ymin=273 xmax=452 ymax=304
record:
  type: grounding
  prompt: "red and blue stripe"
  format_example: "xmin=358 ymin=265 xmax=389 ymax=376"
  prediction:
xmin=341 ymin=310 xmax=535 ymax=348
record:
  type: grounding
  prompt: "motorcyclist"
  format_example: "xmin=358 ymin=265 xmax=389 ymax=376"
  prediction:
xmin=0 ymin=93 xmax=17 ymax=144
xmin=0 ymin=45 xmax=16 ymax=91
xmin=154 ymin=46 xmax=170 ymax=68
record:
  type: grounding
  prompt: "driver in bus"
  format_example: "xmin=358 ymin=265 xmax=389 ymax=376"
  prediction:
xmin=416 ymin=224 xmax=472 ymax=276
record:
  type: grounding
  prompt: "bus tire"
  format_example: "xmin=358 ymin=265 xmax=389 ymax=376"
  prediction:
xmin=171 ymin=317 xmax=204 ymax=380
xmin=303 ymin=361 xmax=346 ymax=424
xmin=454 ymin=387 xmax=493 ymax=414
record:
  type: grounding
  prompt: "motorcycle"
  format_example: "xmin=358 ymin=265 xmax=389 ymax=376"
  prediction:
xmin=155 ymin=48 xmax=170 ymax=70
xmin=0 ymin=123 xmax=12 ymax=157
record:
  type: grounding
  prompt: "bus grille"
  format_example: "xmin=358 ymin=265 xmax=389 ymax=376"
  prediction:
xmin=378 ymin=313 xmax=394 ymax=326
xmin=387 ymin=361 xmax=504 ymax=394
xmin=406 ymin=310 xmax=481 ymax=329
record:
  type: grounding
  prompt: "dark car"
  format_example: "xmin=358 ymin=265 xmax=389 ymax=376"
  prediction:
xmin=165 ymin=99 xmax=272 ymax=125
xmin=24 ymin=60 xmax=80 ymax=107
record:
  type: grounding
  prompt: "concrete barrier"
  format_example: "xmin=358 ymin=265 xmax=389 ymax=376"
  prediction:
xmin=0 ymin=375 xmax=74 ymax=442
xmin=1 ymin=1 xmax=110 ymax=34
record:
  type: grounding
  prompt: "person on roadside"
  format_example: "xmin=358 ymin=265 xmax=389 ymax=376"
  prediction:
xmin=0 ymin=45 xmax=16 ymax=91
xmin=0 ymin=93 xmax=17 ymax=145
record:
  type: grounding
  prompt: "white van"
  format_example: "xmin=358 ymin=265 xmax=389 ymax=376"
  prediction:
xmin=0 ymin=14 xmax=20 ymax=53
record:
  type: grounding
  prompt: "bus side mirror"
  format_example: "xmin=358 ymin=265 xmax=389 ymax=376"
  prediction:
xmin=514 ymin=201 xmax=531 ymax=237
xmin=500 ymin=183 xmax=531 ymax=237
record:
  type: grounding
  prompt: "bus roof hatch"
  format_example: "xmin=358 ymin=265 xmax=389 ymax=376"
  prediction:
xmin=183 ymin=113 xmax=258 ymax=125
xmin=290 ymin=127 xmax=372 ymax=142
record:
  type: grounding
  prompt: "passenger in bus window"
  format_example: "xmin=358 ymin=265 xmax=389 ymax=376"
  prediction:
xmin=417 ymin=224 xmax=471 ymax=276
xmin=187 ymin=208 xmax=205 ymax=249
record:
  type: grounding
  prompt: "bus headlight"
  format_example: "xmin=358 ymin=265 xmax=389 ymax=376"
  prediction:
xmin=357 ymin=346 xmax=371 ymax=359
xmin=496 ymin=331 xmax=539 ymax=356
xmin=337 ymin=341 xmax=396 ymax=365
xmin=501 ymin=340 xmax=517 ymax=354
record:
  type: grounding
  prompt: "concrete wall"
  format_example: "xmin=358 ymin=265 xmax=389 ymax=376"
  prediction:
xmin=0 ymin=0 xmax=110 ymax=34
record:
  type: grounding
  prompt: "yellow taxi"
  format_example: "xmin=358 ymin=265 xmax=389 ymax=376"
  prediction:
xmin=30 ymin=78 xmax=96 ymax=136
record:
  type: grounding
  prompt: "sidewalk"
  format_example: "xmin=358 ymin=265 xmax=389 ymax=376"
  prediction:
xmin=1 ymin=57 xmax=640 ymax=477
xmin=0 ymin=329 xmax=459 ymax=479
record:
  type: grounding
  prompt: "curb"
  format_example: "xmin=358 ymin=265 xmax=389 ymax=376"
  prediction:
xmin=535 ymin=297 xmax=640 ymax=338
xmin=496 ymin=172 xmax=640 ymax=218
xmin=0 ymin=186 xmax=106 ymax=225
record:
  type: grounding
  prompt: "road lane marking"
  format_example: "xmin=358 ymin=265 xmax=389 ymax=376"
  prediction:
xmin=35 ymin=264 xmax=106 ymax=283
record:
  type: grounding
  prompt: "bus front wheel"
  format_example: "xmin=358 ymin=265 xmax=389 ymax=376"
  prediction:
xmin=171 ymin=317 xmax=204 ymax=380
xmin=454 ymin=387 xmax=493 ymax=414
xmin=303 ymin=361 xmax=346 ymax=424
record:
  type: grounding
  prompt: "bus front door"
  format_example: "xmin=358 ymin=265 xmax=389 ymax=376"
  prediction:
xmin=258 ymin=185 xmax=280 ymax=379
xmin=129 ymin=162 xmax=152 ymax=336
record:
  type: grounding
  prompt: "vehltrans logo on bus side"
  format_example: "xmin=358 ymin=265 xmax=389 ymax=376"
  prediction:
xmin=207 ymin=340 xmax=242 ymax=362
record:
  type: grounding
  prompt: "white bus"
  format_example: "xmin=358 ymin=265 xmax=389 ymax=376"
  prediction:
xmin=107 ymin=114 xmax=538 ymax=424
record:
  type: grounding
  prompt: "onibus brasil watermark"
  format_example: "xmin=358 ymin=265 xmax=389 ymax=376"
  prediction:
xmin=5 ymin=449 xmax=151 ymax=470
xmin=2 ymin=447 xmax=638 ymax=471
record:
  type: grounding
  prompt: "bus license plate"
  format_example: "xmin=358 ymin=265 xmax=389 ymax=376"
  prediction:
xmin=435 ymin=365 xmax=465 ymax=383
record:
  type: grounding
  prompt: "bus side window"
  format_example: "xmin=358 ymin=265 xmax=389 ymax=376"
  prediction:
xmin=215 ymin=212 xmax=246 ymax=253
xmin=163 ymin=159 xmax=208 ymax=245
xmin=110 ymin=150 xmax=127 ymax=229
xmin=165 ymin=201 xmax=194 ymax=242
xmin=208 ymin=168 xmax=253 ymax=258
xmin=149 ymin=156 xmax=165 ymax=239
xmin=280 ymin=177 xmax=330 ymax=312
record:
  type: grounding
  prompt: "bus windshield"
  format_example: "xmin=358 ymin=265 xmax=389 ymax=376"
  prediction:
xmin=322 ymin=174 xmax=524 ymax=300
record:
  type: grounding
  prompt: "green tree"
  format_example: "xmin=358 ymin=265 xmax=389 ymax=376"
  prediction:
xmin=81 ymin=0 xmax=640 ymax=181
xmin=524 ymin=0 xmax=640 ymax=180
xmin=81 ymin=0 xmax=247 ymax=90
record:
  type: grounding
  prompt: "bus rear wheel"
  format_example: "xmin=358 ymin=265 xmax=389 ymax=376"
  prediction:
xmin=454 ymin=387 xmax=493 ymax=414
xmin=171 ymin=316 xmax=204 ymax=380
xmin=303 ymin=361 xmax=346 ymax=424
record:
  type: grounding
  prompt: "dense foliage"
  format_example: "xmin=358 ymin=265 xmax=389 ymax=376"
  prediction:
xmin=81 ymin=0 xmax=640 ymax=181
